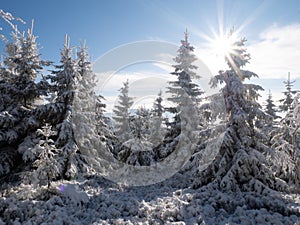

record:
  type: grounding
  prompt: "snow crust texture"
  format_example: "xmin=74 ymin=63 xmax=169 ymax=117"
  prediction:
xmin=0 ymin=174 xmax=299 ymax=225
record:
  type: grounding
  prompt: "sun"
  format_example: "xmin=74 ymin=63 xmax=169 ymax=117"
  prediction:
xmin=213 ymin=36 xmax=232 ymax=57
xmin=211 ymin=33 xmax=235 ymax=58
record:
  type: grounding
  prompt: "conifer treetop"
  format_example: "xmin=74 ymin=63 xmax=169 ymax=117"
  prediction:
xmin=279 ymin=72 xmax=299 ymax=112
xmin=172 ymin=29 xmax=199 ymax=80
xmin=265 ymin=89 xmax=278 ymax=118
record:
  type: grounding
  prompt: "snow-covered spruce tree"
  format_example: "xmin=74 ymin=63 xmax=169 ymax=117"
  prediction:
xmin=156 ymin=30 xmax=202 ymax=160
xmin=267 ymin=93 xmax=300 ymax=189
xmin=47 ymin=35 xmax=80 ymax=179
xmin=149 ymin=90 xmax=166 ymax=146
xmin=0 ymin=31 xmax=21 ymax=111
xmin=0 ymin=25 xmax=50 ymax=177
xmin=265 ymin=90 xmax=279 ymax=119
xmin=72 ymin=43 xmax=108 ymax=175
xmin=279 ymin=72 xmax=298 ymax=112
xmin=118 ymin=106 xmax=155 ymax=166
xmin=3 ymin=23 xmax=49 ymax=108
xmin=29 ymin=124 xmax=61 ymax=189
xmin=166 ymin=30 xmax=203 ymax=135
xmin=95 ymin=94 xmax=108 ymax=138
xmin=0 ymin=8 xmax=25 ymax=111
xmin=193 ymin=31 xmax=288 ymax=192
xmin=95 ymin=93 xmax=117 ymax=161
xmin=153 ymin=90 xmax=164 ymax=117
xmin=0 ymin=25 xmax=48 ymax=141
xmin=260 ymin=89 xmax=280 ymax=135
xmin=112 ymin=80 xmax=134 ymax=142
xmin=0 ymin=31 xmax=22 ymax=149
xmin=131 ymin=106 xmax=151 ymax=139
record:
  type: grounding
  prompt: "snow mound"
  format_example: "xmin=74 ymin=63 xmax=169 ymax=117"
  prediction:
xmin=58 ymin=183 xmax=89 ymax=205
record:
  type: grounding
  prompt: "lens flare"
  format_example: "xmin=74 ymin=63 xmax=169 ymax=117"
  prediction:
xmin=212 ymin=34 xmax=235 ymax=58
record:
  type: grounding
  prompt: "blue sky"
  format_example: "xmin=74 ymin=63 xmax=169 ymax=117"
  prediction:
xmin=0 ymin=0 xmax=300 ymax=110
xmin=1 ymin=0 xmax=299 ymax=61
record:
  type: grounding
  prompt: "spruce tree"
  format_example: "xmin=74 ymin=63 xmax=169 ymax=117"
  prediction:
xmin=0 ymin=25 xmax=50 ymax=177
xmin=47 ymin=35 xmax=80 ymax=179
xmin=72 ymin=43 xmax=107 ymax=175
xmin=2 ymin=23 xmax=48 ymax=108
xmin=131 ymin=106 xmax=151 ymax=139
xmin=193 ymin=31 xmax=288 ymax=192
xmin=112 ymin=80 xmax=134 ymax=142
xmin=268 ymin=93 xmax=300 ymax=189
xmin=166 ymin=30 xmax=203 ymax=133
xmin=279 ymin=72 xmax=298 ymax=112
xmin=0 ymin=31 xmax=22 ymax=111
xmin=95 ymin=95 xmax=108 ymax=138
xmin=153 ymin=90 xmax=164 ymax=117
xmin=156 ymin=30 xmax=202 ymax=161
xmin=0 ymin=25 xmax=48 ymax=133
xmin=119 ymin=106 xmax=155 ymax=166
xmin=0 ymin=32 xmax=21 ymax=143
xmin=0 ymin=9 xmax=27 ymax=141
xmin=265 ymin=90 xmax=278 ymax=119
xmin=31 ymin=124 xmax=61 ymax=189
xmin=257 ymin=90 xmax=279 ymax=143
xmin=149 ymin=90 xmax=165 ymax=146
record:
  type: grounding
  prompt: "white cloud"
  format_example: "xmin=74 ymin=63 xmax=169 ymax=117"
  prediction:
xmin=246 ymin=23 xmax=300 ymax=79
xmin=95 ymin=71 xmax=175 ymax=112
xmin=152 ymin=53 xmax=174 ymax=72
xmin=194 ymin=23 xmax=300 ymax=80
xmin=95 ymin=70 xmax=174 ymax=93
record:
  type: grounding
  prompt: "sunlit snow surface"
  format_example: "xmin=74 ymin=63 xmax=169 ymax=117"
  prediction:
xmin=0 ymin=174 xmax=299 ymax=224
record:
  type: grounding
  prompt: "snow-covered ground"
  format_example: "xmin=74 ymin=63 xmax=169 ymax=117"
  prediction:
xmin=1 ymin=173 xmax=299 ymax=225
